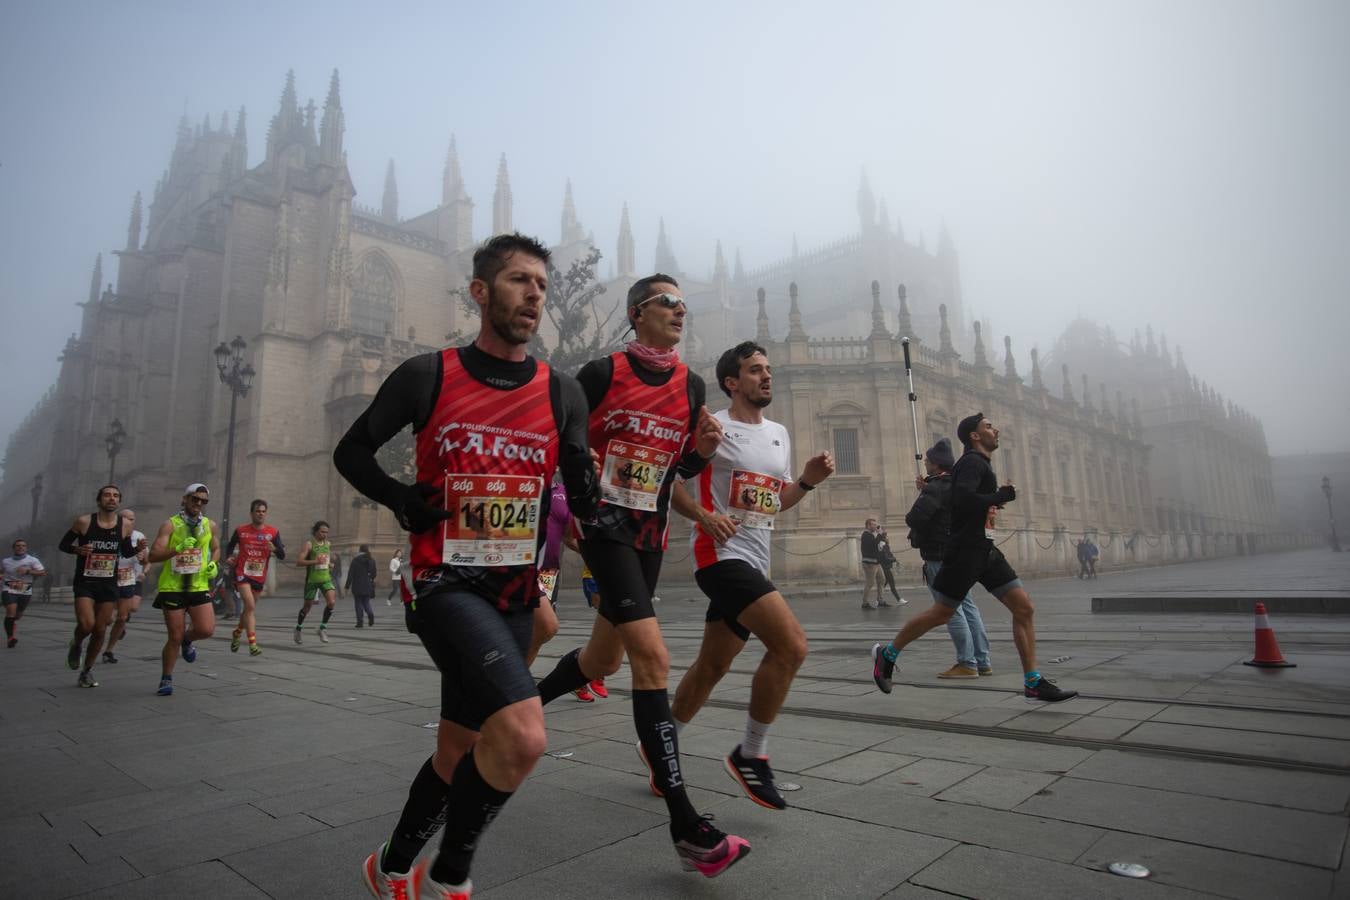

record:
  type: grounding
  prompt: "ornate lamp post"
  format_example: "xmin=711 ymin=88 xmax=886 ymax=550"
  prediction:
xmin=1323 ymin=476 xmax=1342 ymax=553
xmin=29 ymin=474 xmax=43 ymax=531
xmin=213 ymin=336 xmax=256 ymax=543
xmin=105 ymin=418 xmax=127 ymax=483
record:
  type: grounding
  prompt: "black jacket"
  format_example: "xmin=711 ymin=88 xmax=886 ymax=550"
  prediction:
xmin=345 ymin=552 xmax=377 ymax=596
xmin=860 ymin=529 xmax=880 ymax=564
xmin=948 ymin=449 xmax=1015 ymax=548
xmin=905 ymin=474 xmax=952 ymax=561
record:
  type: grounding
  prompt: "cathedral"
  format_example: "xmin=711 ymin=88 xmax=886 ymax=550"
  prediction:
xmin=0 ymin=70 xmax=1301 ymax=585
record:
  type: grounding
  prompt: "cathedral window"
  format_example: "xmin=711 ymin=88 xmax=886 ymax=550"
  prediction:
xmin=350 ymin=252 xmax=399 ymax=336
xmin=833 ymin=428 xmax=860 ymax=474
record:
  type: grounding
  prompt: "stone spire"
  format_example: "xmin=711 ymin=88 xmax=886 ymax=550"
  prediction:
xmin=1099 ymin=382 xmax=1110 ymax=415
xmin=938 ymin=303 xmax=955 ymax=355
xmin=787 ymin=282 xmax=807 ymax=340
xmin=1030 ymin=347 xmax=1045 ymax=390
xmin=1081 ymin=373 xmax=1093 ymax=409
xmin=1062 ymin=364 xmax=1075 ymax=402
xmin=492 ymin=153 xmax=512 ymax=235
xmin=654 ymin=217 xmax=679 ymax=274
xmin=972 ymin=320 xmax=988 ymax=367
xmin=1004 ymin=336 xmax=1019 ymax=380
xmin=230 ymin=106 xmax=247 ymax=179
xmin=1174 ymin=345 xmax=1189 ymax=379
xmin=560 ymin=179 xmax=584 ymax=244
xmin=319 ymin=69 xmax=344 ymax=164
xmin=1159 ymin=332 xmax=1170 ymax=365
xmin=89 ymin=253 xmax=102 ymax=304
xmin=442 ymin=134 xmax=465 ymax=204
xmin=266 ymin=69 xmax=304 ymax=162
xmin=713 ymin=241 xmax=728 ymax=285
xmin=302 ymin=98 xmax=317 ymax=146
xmin=1145 ymin=324 xmax=1157 ymax=356
xmin=382 ymin=159 xmax=399 ymax=224
xmin=733 ymin=249 xmax=745 ymax=284
xmin=857 ymin=168 xmax=876 ymax=232
xmin=869 ymin=280 xmax=890 ymax=338
xmin=896 ymin=283 xmax=913 ymax=338
xmin=615 ymin=203 xmax=635 ymax=277
xmin=937 ymin=223 xmax=957 ymax=261
xmin=755 ymin=287 xmax=770 ymax=343
xmin=126 ymin=192 xmax=142 ymax=251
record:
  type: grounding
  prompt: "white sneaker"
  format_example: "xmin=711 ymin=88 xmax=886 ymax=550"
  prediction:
xmin=361 ymin=843 xmax=415 ymax=899
xmin=318 ymin=627 xmax=330 ymax=644
xmin=415 ymin=860 xmax=472 ymax=899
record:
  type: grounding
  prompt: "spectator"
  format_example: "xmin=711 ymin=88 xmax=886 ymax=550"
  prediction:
xmin=859 ymin=518 xmax=892 ymax=609
xmin=345 ymin=545 xmax=377 ymax=627
xmin=876 ymin=529 xmax=906 ymax=605
xmin=386 ymin=548 xmax=403 ymax=606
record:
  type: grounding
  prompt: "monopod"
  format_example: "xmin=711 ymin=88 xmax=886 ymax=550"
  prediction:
xmin=901 ymin=337 xmax=923 ymax=479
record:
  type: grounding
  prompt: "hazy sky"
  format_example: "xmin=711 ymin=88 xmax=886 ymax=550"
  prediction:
xmin=2 ymin=0 xmax=1347 ymax=461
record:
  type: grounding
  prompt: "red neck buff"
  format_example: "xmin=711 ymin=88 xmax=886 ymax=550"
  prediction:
xmin=625 ymin=340 xmax=680 ymax=372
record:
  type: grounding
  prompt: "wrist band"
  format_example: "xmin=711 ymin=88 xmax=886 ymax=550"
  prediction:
xmin=797 ymin=479 xmax=815 ymax=492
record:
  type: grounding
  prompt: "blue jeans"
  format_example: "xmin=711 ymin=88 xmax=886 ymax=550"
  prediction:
xmin=925 ymin=560 xmax=991 ymax=668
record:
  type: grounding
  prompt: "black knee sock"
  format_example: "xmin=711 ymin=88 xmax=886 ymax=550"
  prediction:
xmin=632 ymin=688 xmax=700 ymax=832
xmin=321 ymin=607 xmax=333 ymax=626
xmin=536 ymin=647 xmax=589 ymax=705
xmin=4 ymin=616 xmax=13 ymax=637
xmin=296 ymin=608 xmax=308 ymax=626
xmin=430 ymin=749 xmax=512 ymax=886
xmin=383 ymin=755 xmax=450 ymax=874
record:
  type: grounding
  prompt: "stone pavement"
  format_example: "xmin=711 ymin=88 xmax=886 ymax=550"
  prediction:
xmin=3 ymin=548 xmax=1349 ymax=899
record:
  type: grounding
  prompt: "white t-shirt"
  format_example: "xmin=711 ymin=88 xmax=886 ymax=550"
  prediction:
xmin=686 ymin=409 xmax=793 ymax=575
xmin=119 ymin=530 xmax=147 ymax=582
xmin=2 ymin=554 xmax=45 ymax=595
xmin=389 ymin=556 xmax=402 ymax=576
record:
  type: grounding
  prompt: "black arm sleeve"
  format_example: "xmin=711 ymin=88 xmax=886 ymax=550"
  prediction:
xmin=119 ymin=532 xmax=137 ymax=557
xmin=575 ymin=357 xmax=614 ymax=412
xmin=333 ymin=353 xmax=441 ymax=510
xmin=225 ymin=529 xmax=240 ymax=558
xmin=552 ymin=372 xmax=600 ymax=520
xmin=675 ymin=372 xmax=710 ymax=479
xmin=950 ymin=459 xmax=1008 ymax=521
xmin=905 ymin=482 xmax=942 ymax=531
xmin=272 ymin=533 xmax=286 ymax=561
xmin=59 ymin=530 xmax=79 ymax=554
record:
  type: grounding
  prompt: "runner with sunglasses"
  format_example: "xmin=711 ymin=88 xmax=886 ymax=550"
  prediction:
xmin=535 ymin=274 xmax=751 ymax=878
xmin=146 ymin=483 xmax=219 ymax=696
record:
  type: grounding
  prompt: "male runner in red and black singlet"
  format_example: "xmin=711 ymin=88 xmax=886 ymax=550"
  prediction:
xmin=534 ymin=273 xmax=751 ymax=878
xmin=224 ymin=498 xmax=285 ymax=656
xmin=335 ymin=233 xmax=602 ymax=900
xmin=58 ymin=484 xmax=145 ymax=687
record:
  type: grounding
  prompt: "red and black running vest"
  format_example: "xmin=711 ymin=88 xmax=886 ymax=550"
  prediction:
xmin=585 ymin=351 xmax=692 ymax=551
xmin=232 ymin=524 xmax=280 ymax=582
xmin=409 ymin=348 xmax=559 ymax=610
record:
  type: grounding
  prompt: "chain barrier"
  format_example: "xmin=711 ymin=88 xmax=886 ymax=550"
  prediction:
xmin=771 ymin=536 xmax=850 ymax=557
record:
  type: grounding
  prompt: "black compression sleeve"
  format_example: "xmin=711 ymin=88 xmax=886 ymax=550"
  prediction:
xmin=551 ymin=372 xmax=600 ymax=520
xmin=950 ymin=456 xmax=1004 ymax=520
xmin=59 ymin=530 xmax=79 ymax=554
xmin=676 ymin=372 xmax=709 ymax=478
xmin=225 ymin=530 xmax=240 ymax=558
xmin=272 ymin=534 xmax=286 ymax=561
xmin=575 ymin=357 xmax=614 ymax=412
xmin=333 ymin=353 xmax=440 ymax=510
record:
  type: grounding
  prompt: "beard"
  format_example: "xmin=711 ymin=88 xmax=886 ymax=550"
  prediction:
xmin=485 ymin=285 xmax=535 ymax=346
xmin=749 ymin=393 xmax=772 ymax=408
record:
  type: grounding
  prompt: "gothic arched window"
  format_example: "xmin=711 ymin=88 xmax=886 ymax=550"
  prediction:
xmin=351 ymin=252 xmax=398 ymax=336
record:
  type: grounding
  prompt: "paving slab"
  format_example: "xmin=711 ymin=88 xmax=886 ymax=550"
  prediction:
xmin=934 ymin=767 xmax=1061 ymax=810
xmin=68 ymin=860 xmax=272 ymax=900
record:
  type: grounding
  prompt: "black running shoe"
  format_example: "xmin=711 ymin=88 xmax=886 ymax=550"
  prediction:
xmin=1025 ymin=678 xmax=1078 ymax=702
xmin=66 ymin=638 xmax=82 ymax=670
xmin=724 ymin=745 xmax=786 ymax=810
xmin=103 ymin=651 xmax=118 ymax=664
xmin=870 ymin=642 xmax=894 ymax=694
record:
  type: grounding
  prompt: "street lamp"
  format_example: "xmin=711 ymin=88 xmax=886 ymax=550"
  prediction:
xmin=214 ymin=335 xmax=256 ymax=544
xmin=29 ymin=474 xmax=42 ymax=531
xmin=105 ymin=418 xmax=127 ymax=483
xmin=1323 ymin=476 xmax=1342 ymax=553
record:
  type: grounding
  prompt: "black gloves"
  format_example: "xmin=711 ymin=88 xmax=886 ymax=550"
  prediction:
xmin=395 ymin=482 xmax=452 ymax=534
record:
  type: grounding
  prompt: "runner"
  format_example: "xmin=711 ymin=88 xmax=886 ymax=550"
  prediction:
xmin=295 ymin=521 xmax=337 ymax=644
xmin=2 ymin=538 xmax=47 ymax=648
xmin=224 ymin=498 xmax=285 ymax=656
xmin=58 ymin=484 xmax=144 ymax=687
xmin=871 ymin=414 xmax=1078 ymax=702
xmin=669 ymin=341 xmax=835 ymax=810
xmin=146 ymin=483 xmax=219 ymax=696
xmin=103 ymin=509 xmax=148 ymax=663
xmin=334 ymin=233 xmax=603 ymax=898
xmin=534 ymin=273 xmax=750 ymax=876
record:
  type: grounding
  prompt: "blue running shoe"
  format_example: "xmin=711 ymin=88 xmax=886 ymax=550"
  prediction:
xmin=181 ymin=639 xmax=197 ymax=664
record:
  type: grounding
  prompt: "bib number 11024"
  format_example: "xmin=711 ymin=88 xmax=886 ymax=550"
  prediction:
xmin=442 ymin=474 xmax=542 ymax=567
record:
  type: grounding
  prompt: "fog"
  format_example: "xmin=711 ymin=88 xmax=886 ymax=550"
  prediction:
xmin=1 ymin=0 xmax=1347 ymax=459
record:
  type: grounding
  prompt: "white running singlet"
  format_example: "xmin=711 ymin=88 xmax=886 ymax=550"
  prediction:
xmin=687 ymin=409 xmax=792 ymax=575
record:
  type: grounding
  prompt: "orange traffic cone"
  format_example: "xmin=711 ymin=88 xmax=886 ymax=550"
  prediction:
xmin=1242 ymin=602 xmax=1296 ymax=668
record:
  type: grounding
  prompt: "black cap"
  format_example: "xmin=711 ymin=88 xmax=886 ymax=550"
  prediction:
xmin=957 ymin=413 xmax=985 ymax=448
xmin=925 ymin=437 xmax=955 ymax=469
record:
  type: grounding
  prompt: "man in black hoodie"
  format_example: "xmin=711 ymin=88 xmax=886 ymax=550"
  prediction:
xmin=871 ymin=415 xmax=1076 ymax=702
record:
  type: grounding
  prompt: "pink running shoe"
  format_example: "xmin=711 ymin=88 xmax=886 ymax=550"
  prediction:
xmin=673 ymin=817 xmax=751 ymax=878
xmin=361 ymin=843 xmax=418 ymax=899
xmin=589 ymin=677 xmax=609 ymax=699
xmin=573 ymin=686 xmax=595 ymax=702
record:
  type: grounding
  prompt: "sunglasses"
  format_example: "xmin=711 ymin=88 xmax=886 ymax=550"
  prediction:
xmin=635 ymin=292 xmax=685 ymax=311
xmin=186 ymin=495 xmax=210 ymax=505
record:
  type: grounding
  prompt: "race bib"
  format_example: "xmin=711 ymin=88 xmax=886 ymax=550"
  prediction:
xmin=314 ymin=553 xmax=330 ymax=571
xmin=538 ymin=568 xmax=559 ymax=603
xmin=443 ymin=473 xmax=542 ymax=567
xmin=4 ymin=579 xmax=31 ymax=596
xmin=85 ymin=553 xmax=117 ymax=578
xmin=117 ymin=566 xmax=136 ymax=587
xmin=728 ymin=469 xmax=783 ymax=530
xmin=172 ymin=547 xmax=203 ymax=575
xmin=985 ymin=507 xmax=998 ymax=540
xmin=243 ymin=558 xmax=266 ymax=578
xmin=600 ymin=439 xmax=672 ymax=512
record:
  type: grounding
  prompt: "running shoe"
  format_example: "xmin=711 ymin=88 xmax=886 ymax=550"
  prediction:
xmin=870 ymin=642 xmax=895 ymax=694
xmin=589 ymin=677 xmax=609 ymax=699
xmin=157 ymin=677 xmax=173 ymax=696
xmin=78 ymin=670 xmax=98 ymax=688
xmin=294 ymin=628 xmax=303 ymax=645
xmin=318 ymin=627 xmax=330 ymax=644
xmin=66 ymin=637 xmax=82 ymax=670
xmin=1025 ymin=678 xmax=1078 ymax=702
xmin=413 ymin=860 xmax=472 ymax=899
xmin=249 ymin=643 xmax=263 ymax=657
xmin=573 ymin=686 xmax=595 ymax=702
xmin=181 ymin=639 xmax=197 ymax=664
xmin=672 ymin=816 xmax=751 ymax=878
xmin=937 ymin=665 xmax=978 ymax=679
xmin=723 ymin=745 xmax=786 ymax=810
xmin=894 ymin=596 xmax=909 ymax=605
xmin=230 ymin=631 xmax=241 ymax=652
xmin=6 ymin=637 xmax=15 ymax=648
xmin=636 ymin=741 xmax=664 ymax=797
xmin=103 ymin=651 xmax=118 ymax=664
xmin=361 ymin=843 xmax=419 ymax=900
